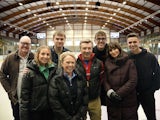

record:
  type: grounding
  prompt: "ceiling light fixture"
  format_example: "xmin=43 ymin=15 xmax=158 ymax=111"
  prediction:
xmin=119 ymin=10 xmax=160 ymax=33
xmin=96 ymin=1 xmax=100 ymax=6
xmin=46 ymin=2 xmax=51 ymax=7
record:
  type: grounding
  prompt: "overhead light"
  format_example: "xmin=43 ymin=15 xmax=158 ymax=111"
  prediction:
xmin=46 ymin=2 xmax=51 ymax=7
xmin=96 ymin=2 xmax=101 ymax=6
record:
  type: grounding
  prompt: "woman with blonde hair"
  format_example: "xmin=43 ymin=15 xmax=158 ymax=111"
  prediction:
xmin=48 ymin=51 xmax=88 ymax=120
xmin=20 ymin=45 xmax=57 ymax=120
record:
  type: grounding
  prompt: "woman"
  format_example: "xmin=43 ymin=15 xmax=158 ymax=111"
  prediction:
xmin=48 ymin=51 xmax=88 ymax=120
xmin=104 ymin=42 xmax=138 ymax=120
xmin=20 ymin=45 xmax=57 ymax=120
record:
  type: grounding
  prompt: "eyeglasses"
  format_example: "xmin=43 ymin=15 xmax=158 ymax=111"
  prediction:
xmin=96 ymin=38 xmax=106 ymax=41
xmin=20 ymin=42 xmax=31 ymax=46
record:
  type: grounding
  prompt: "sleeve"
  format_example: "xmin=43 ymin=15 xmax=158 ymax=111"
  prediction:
xmin=19 ymin=72 xmax=32 ymax=120
xmin=116 ymin=60 xmax=137 ymax=97
xmin=152 ymin=55 xmax=160 ymax=90
xmin=74 ymin=79 xmax=88 ymax=119
xmin=48 ymin=78 xmax=72 ymax=120
xmin=0 ymin=56 xmax=11 ymax=93
xmin=103 ymin=62 xmax=111 ymax=92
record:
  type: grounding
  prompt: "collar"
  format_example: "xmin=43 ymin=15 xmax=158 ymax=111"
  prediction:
xmin=39 ymin=63 xmax=55 ymax=72
xmin=63 ymin=71 xmax=77 ymax=80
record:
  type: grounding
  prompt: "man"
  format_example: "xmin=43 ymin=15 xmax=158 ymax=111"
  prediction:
xmin=0 ymin=36 xmax=34 ymax=120
xmin=76 ymin=40 xmax=104 ymax=120
xmin=127 ymin=33 xmax=160 ymax=120
xmin=93 ymin=30 xmax=109 ymax=106
xmin=50 ymin=31 xmax=70 ymax=64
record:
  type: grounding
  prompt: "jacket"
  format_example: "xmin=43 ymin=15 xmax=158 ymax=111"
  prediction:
xmin=0 ymin=50 xmax=34 ymax=104
xmin=20 ymin=60 xmax=57 ymax=120
xmin=128 ymin=48 xmax=160 ymax=93
xmin=50 ymin=46 xmax=70 ymax=64
xmin=48 ymin=68 xmax=88 ymax=120
xmin=93 ymin=44 xmax=109 ymax=63
xmin=76 ymin=53 xmax=104 ymax=100
xmin=105 ymin=52 xmax=137 ymax=107
xmin=93 ymin=44 xmax=109 ymax=106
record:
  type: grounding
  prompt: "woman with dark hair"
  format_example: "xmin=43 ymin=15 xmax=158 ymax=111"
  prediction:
xmin=104 ymin=42 xmax=138 ymax=120
xmin=20 ymin=45 xmax=57 ymax=120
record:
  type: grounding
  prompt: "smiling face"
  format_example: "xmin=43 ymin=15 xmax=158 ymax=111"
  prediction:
xmin=53 ymin=31 xmax=66 ymax=50
xmin=127 ymin=36 xmax=140 ymax=54
xmin=18 ymin=36 xmax=31 ymax=57
xmin=61 ymin=55 xmax=76 ymax=76
xmin=80 ymin=42 xmax=93 ymax=60
xmin=109 ymin=48 xmax=120 ymax=58
xmin=95 ymin=35 xmax=107 ymax=50
xmin=38 ymin=48 xmax=51 ymax=66
xmin=94 ymin=31 xmax=107 ymax=51
xmin=53 ymin=35 xmax=65 ymax=48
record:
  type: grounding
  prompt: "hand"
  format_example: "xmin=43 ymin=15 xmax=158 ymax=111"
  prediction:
xmin=110 ymin=92 xmax=122 ymax=104
xmin=8 ymin=91 xmax=17 ymax=104
xmin=23 ymin=68 xmax=29 ymax=74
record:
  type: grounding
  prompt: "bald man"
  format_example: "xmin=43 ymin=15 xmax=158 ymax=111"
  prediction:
xmin=0 ymin=36 xmax=34 ymax=120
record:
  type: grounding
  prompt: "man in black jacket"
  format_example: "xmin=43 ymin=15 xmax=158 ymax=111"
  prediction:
xmin=93 ymin=30 xmax=109 ymax=106
xmin=127 ymin=33 xmax=160 ymax=120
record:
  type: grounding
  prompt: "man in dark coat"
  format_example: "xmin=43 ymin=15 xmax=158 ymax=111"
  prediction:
xmin=76 ymin=40 xmax=104 ymax=120
xmin=127 ymin=33 xmax=160 ymax=120
xmin=93 ymin=30 xmax=109 ymax=106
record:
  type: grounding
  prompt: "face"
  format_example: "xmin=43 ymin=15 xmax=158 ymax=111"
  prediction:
xmin=127 ymin=37 xmax=140 ymax=53
xmin=19 ymin=36 xmax=31 ymax=55
xmin=38 ymin=48 xmax=51 ymax=66
xmin=95 ymin=35 xmax=107 ymax=50
xmin=80 ymin=42 xmax=93 ymax=60
xmin=61 ymin=55 xmax=76 ymax=76
xmin=53 ymin=35 xmax=65 ymax=48
xmin=109 ymin=48 xmax=120 ymax=58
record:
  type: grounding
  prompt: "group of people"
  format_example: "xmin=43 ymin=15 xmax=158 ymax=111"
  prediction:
xmin=0 ymin=30 xmax=160 ymax=120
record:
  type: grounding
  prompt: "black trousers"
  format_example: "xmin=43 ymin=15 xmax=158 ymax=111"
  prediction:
xmin=137 ymin=91 xmax=156 ymax=120
xmin=11 ymin=102 xmax=20 ymax=120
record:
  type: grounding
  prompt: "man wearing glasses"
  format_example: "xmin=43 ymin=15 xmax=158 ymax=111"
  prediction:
xmin=0 ymin=36 xmax=34 ymax=120
xmin=93 ymin=31 xmax=109 ymax=106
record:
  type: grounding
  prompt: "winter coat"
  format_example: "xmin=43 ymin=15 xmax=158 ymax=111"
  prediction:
xmin=93 ymin=44 xmax=109 ymax=63
xmin=20 ymin=60 xmax=57 ymax=120
xmin=48 ymin=68 xmax=88 ymax=120
xmin=0 ymin=50 xmax=34 ymax=104
xmin=76 ymin=54 xmax=104 ymax=100
xmin=50 ymin=46 xmax=70 ymax=64
xmin=93 ymin=44 xmax=109 ymax=106
xmin=128 ymin=48 xmax=160 ymax=93
xmin=105 ymin=52 xmax=138 ymax=107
